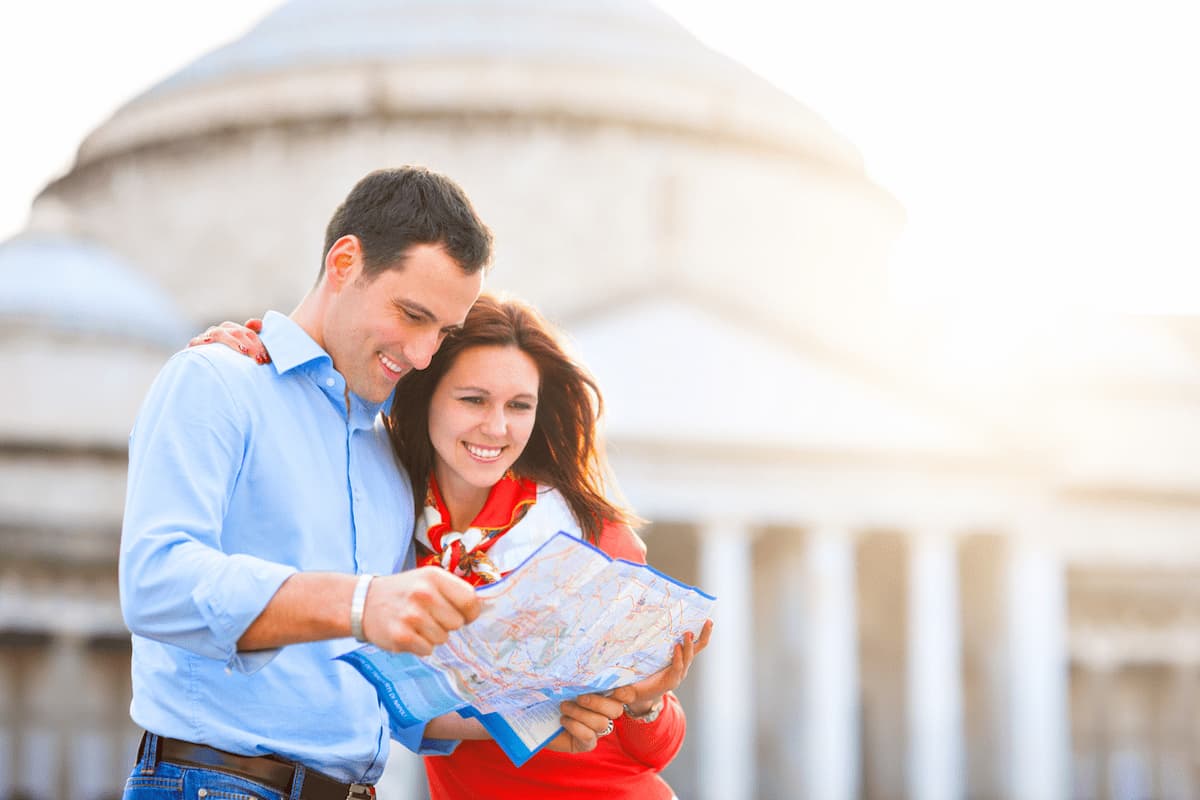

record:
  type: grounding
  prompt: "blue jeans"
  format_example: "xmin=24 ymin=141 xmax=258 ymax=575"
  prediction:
xmin=122 ymin=734 xmax=298 ymax=800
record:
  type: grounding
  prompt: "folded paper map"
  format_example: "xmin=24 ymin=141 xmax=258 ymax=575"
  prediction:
xmin=338 ymin=530 xmax=715 ymax=766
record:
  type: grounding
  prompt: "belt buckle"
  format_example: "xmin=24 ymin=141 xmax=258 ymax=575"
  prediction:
xmin=346 ymin=785 xmax=374 ymax=800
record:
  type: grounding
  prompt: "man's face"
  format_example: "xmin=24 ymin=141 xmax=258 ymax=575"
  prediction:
xmin=324 ymin=242 xmax=483 ymax=404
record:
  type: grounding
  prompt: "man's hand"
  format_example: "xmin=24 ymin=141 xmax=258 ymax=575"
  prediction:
xmin=361 ymin=567 xmax=481 ymax=655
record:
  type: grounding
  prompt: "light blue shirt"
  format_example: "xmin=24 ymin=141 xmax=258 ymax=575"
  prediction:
xmin=120 ymin=311 xmax=449 ymax=783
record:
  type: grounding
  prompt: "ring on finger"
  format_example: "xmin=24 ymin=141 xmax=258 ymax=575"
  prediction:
xmin=598 ymin=719 xmax=614 ymax=737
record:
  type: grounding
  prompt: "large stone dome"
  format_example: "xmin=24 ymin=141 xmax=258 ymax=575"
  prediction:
xmin=35 ymin=0 xmax=902 ymax=355
xmin=78 ymin=0 xmax=862 ymax=171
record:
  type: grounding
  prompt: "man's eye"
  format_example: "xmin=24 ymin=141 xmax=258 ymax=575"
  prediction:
xmin=404 ymin=310 xmax=422 ymax=322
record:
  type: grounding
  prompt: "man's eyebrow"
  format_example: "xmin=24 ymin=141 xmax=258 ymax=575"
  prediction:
xmin=394 ymin=299 xmax=436 ymax=321
xmin=395 ymin=299 xmax=465 ymax=333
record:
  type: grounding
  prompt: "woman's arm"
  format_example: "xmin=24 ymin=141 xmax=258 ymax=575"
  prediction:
xmin=423 ymin=691 xmax=628 ymax=754
xmin=614 ymin=691 xmax=687 ymax=769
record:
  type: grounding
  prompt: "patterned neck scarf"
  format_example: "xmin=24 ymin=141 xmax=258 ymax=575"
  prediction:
xmin=416 ymin=471 xmax=539 ymax=586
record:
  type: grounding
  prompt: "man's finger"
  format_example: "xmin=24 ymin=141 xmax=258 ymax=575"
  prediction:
xmin=425 ymin=568 xmax=482 ymax=622
xmin=377 ymin=623 xmax=435 ymax=656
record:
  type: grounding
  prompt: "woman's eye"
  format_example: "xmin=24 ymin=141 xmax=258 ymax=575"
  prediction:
xmin=459 ymin=396 xmax=484 ymax=405
xmin=510 ymin=401 xmax=534 ymax=411
xmin=404 ymin=310 xmax=422 ymax=322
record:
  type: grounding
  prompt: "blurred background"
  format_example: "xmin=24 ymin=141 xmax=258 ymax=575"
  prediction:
xmin=3 ymin=1 xmax=1200 ymax=798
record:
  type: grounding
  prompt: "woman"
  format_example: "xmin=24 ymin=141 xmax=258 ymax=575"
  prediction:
xmin=196 ymin=294 xmax=711 ymax=799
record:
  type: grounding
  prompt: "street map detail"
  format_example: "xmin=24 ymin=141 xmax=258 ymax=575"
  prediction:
xmin=338 ymin=531 xmax=716 ymax=766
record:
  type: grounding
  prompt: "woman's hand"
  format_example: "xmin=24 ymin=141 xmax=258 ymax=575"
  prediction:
xmin=621 ymin=619 xmax=713 ymax=717
xmin=545 ymin=685 xmax=635 ymax=753
xmin=188 ymin=318 xmax=271 ymax=364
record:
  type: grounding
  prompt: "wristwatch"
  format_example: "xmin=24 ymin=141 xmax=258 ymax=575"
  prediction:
xmin=623 ymin=697 xmax=665 ymax=724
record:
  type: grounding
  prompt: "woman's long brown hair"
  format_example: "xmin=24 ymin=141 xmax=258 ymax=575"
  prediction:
xmin=385 ymin=293 xmax=636 ymax=542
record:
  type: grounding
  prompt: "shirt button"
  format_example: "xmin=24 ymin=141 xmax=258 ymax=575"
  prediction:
xmin=325 ymin=377 xmax=336 ymax=387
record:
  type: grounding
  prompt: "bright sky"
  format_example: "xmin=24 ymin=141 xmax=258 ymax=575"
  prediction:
xmin=4 ymin=0 xmax=1199 ymax=313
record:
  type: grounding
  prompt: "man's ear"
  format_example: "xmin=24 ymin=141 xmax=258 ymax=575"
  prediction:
xmin=324 ymin=235 xmax=363 ymax=290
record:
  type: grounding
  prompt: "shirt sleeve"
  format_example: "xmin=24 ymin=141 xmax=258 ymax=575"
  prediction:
xmin=613 ymin=691 xmax=686 ymax=770
xmin=389 ymin=719 xmax=461 ymax=756
xmin=119 ymin=351 xmax=298 ymax=672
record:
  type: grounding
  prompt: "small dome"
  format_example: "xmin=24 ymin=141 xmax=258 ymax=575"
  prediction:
xmin=0 ymin=233 xmax=189 ymax=349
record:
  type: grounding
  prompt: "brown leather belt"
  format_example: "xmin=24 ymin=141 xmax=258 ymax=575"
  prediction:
xmin=156 ymin=736 xmax=375 ymax=800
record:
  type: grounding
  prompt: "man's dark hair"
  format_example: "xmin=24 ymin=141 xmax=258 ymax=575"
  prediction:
xmin=321 ymin=166 xmax=493 ymax=281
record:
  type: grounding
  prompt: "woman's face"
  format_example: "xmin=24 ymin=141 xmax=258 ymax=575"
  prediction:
xmin=428 ymin=344 xmax=540 ymax=505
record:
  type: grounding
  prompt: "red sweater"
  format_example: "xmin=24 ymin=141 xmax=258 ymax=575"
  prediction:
xmin=423 ymin=520 xmax=685 ymax=800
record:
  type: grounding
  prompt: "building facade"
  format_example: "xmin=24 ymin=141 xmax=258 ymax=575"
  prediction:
xmin=3 ymin=1 xmax=1199 ymax=798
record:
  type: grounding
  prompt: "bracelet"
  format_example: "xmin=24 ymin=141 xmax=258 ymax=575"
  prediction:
xmin=623 ymin=697 xmax=665 ymax=724
xmin=349 ymin=573 xmax=376 ymax=643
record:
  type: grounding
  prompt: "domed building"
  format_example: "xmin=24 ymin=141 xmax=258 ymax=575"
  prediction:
xmin=0 ymin=230 xmax=188 ymax=800
xmin=4 ymin=1 xmax=1200 ymax=799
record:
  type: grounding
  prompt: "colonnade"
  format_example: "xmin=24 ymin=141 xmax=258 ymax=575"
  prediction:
xmin=693 ymin=521 xmax=1070 ymax=800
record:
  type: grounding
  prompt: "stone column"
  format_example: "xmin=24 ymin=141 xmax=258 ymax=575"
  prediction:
xmin=802 ymin=527 xmax=860 ymax=800
xmin=1160 ymin=663 xmax=1198 ymax=800
xmin=697 ymin=519 xmax=755 ymax=800
xmin=1006 ymin=543 xmax=1069 ymax=800
xmin=907 ymin=531 xmax=965 ymax=800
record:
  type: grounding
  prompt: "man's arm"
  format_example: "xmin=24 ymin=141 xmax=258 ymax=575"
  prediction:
xmin=238 ymin=568 xmax=479 ymax=654
xmin=120 ymin=352 xmax=296 ymax=669
xmin=121 ymin=353 xmax=479 ymax=671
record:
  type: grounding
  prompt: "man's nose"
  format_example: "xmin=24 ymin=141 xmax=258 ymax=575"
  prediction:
xmin=403 ymin=329 xmax=442 ymax=371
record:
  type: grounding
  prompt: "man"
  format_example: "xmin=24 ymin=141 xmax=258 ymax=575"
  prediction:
xmin=120 ymin=167 xmax=494 ymax=799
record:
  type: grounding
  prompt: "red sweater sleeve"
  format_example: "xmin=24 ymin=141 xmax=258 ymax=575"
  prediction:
xmin=595 ymin=519 xmax=648 ymax=562
xmin=613 ymin=691 xmax=686 ymax=769
xmin=595 ymin=521 xmax=688 ymax=771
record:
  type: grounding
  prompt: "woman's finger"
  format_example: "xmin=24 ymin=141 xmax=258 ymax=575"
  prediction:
xmin=679 ymin=638 xmax=695 ymax=679
xmin=573 ymin=692 xmax=625 ymax=720
xmin=608 ymin=685 xmax=637 ymax=706
xmin=560 ymin=700 xmax=611 ymax=734
xmin=558 ymin=715 xmax=598 ymax=753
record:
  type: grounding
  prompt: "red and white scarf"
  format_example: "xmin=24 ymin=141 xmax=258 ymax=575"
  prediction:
xmin=414 ymin=474 xmax=583 ymax=586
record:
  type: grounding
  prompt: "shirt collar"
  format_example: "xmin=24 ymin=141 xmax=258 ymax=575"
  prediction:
xmin=259 ymin=310 xmax=330 ymax=375
xmin=259 ymin=310 xmax=392 ymax=423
